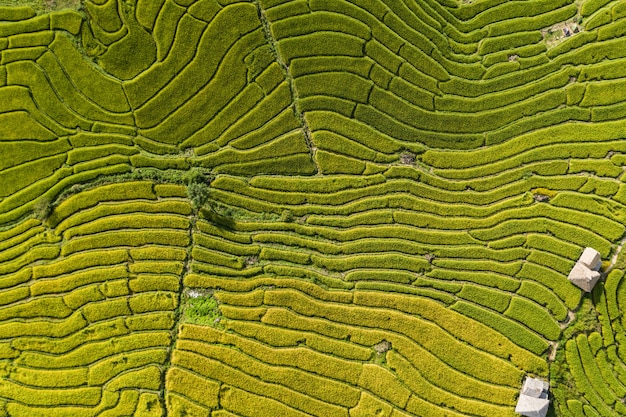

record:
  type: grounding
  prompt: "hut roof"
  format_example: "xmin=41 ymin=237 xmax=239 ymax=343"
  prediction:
xmin=579 ymin=247 xmax=601 ymax=271
xmin=568 ymin=262 xmax=601 ymax=292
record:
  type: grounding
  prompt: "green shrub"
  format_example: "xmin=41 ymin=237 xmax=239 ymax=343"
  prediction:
xmin=183 ymin=293 xmax=221 ymax=326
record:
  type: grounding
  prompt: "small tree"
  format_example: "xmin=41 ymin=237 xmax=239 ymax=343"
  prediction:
xmin=187 ymin=182 xmax=210 ymax=210
xmin=33 ymin=198 xmax=52 ymax=222
xmin=185 ymin=168 xmax=213 ymax=210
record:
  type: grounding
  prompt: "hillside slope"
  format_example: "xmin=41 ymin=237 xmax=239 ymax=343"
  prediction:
xmin=1 ymin=0 xmax=626 ymax=416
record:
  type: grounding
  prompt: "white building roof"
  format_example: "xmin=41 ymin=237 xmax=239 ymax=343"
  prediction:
xmin=515 ymin=394 xmax=550 ymax=417
xmin=521 ymin=377 xmax=549 ymax=398
xmin=516 ymin=377 xmax=550 ymax=417
xmin=568 ymin=262 xmax=601 ymax=292
xmin=579 ymin=247 xmax=601 ymax=271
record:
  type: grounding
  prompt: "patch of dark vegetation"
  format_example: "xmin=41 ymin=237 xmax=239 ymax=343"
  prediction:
xmin=399 ymin=151 xmax=416 ymax=165
xmin=182 ymin=289 xmax=222 ymax=327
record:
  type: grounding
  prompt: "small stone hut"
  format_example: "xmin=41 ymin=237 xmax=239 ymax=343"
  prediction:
xmin=568 ymin=247 xmax=602 ymax=292
xmin=515 ymin=377 xmax=550 ymax=417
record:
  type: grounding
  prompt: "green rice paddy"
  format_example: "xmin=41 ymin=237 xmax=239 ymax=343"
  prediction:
xmin=1 ymin=0 xmax=626 ymax=415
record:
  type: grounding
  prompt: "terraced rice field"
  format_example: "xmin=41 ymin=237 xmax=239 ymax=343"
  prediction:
xmin=3 ymin=0 xmax=626 ymax=415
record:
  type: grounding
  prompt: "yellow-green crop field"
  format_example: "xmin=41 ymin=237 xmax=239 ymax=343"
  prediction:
xmin=2 ymin=0 xmax=626 ymax=415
